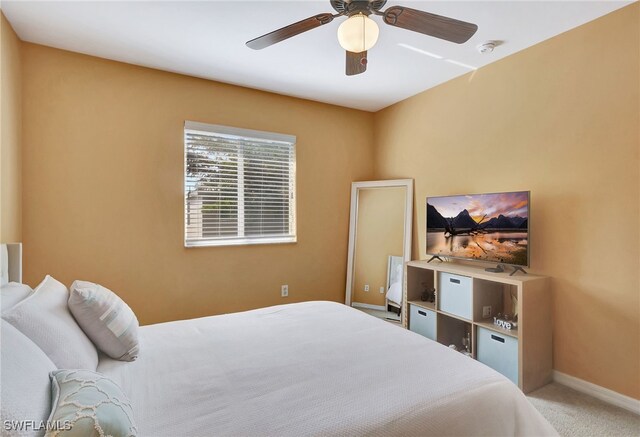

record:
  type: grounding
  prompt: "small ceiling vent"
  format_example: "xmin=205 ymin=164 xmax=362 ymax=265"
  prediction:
xmin=477 ymin=41 xmax=498 ymax=54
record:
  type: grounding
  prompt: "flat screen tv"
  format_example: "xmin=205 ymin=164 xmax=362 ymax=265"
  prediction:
xmin=426 ymin=191 xmax=529 ymax=267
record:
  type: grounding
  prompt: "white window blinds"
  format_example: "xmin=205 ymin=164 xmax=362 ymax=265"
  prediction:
xmin=185 ymin=121 xmax=296 ymax=247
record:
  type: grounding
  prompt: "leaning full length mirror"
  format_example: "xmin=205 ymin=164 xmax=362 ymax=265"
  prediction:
xmin=345 ymin=180 xmax=413 ymax=325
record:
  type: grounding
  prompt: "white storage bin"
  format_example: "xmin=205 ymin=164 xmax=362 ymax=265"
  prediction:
xmin=438 ymin=272 xmax=472 ymax=320
xmin=409 ymin=304 xmax=436 ymax=340
xmin=477 ymin=326 xmax=519 ymax=385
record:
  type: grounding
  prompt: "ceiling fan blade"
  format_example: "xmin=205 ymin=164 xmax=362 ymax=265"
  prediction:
xmin=383 ymin=6 xmax=478 ymax=44
xmin=246 ymin=13 xmax=336 ymax=50
xmin=346 ymin=50 xmax=367 ymax=76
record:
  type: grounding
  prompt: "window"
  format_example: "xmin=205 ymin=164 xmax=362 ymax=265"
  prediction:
xmin=184 ymin=121 xmax=296 ymax=247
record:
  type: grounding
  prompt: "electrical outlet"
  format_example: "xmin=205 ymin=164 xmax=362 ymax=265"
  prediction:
xmin=364 ymin=284 xmax=370 ymax=292
xmin=281 ymin=285 xmax=288 ymax=297
xmin=483 ymin=305 xmax=492 ymax=318
xmin=379 ymin=287 xmax=385 ymax=294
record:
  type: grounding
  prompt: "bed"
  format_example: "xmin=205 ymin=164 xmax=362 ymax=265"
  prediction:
xmin=1 ymin=247 xmax=555 ymax=436
xmin=97 ymin=301 xmax=556 ymax=436
xmin=385 ymin=255 xmax=403 ymax=314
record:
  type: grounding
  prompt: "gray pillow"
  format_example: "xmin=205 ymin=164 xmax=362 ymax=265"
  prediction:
xmin=47 ymin=369 xmax=137 ymax=437
xmin=2 ymin=276 xmax=99 ymax=370
xmin=1 ymin=320 xmax=57 ymax=437
xmin=69 ymin=281 xmax=139 ymax=361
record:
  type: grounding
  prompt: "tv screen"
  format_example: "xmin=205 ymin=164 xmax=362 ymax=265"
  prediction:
xmin=426 ymin=191 xmax=529 ymax=266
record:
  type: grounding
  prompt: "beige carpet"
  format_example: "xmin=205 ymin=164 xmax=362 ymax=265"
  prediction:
xmin=527 ymin=383 xmax=640 ymax=436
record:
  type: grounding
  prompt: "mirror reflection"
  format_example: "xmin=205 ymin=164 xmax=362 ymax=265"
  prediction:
xmin=346 ymin=181 xmax=413 ymax=325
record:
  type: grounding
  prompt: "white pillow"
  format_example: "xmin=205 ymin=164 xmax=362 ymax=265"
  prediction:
xmin=386 ymin=281 xmax=403 ymax=306
xmin=1 ymin=282 xmax=33 ymax=314
xmin=69 ymin=280 xmax=140 ymax=361
xmin=1 ymin=320 xmax=57 ymax=437
xmin=2 ymin=275 xmax=99 ymax=370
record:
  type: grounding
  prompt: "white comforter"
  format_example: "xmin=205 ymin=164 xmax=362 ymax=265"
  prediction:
xmin=98 ymin=301 xmax=557 ymax=437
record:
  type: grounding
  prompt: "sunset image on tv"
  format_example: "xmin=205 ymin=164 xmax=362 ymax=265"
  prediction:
xmin=426 ymin=191 xmax=529 ymax=266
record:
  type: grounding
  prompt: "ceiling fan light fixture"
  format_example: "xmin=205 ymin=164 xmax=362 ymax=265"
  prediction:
xmin=337 ymin=13 xmax=379 ymax=53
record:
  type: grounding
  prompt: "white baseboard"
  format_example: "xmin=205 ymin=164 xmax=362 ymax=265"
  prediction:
xmin=553 ymin=370 xmax=640 ymax=415
xmin=352 ymin=302 xmax=387 ymax=311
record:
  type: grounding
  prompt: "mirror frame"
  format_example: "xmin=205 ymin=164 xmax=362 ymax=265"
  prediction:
xmin=345 ymin=179 xmax=413 ymax=323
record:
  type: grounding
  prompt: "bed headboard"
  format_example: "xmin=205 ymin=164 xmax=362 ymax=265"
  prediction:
xmin=0 ymin=243 xmax=22 ymax=285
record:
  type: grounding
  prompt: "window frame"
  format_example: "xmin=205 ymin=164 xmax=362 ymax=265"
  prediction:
xmin=184 ymin=121 xmax=297 ymax=248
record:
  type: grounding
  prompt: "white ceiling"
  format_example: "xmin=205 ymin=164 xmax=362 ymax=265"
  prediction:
xmin=2 ymin=0 xmax=633 ymax=111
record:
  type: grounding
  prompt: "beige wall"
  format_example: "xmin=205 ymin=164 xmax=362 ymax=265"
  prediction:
xmin=373 ymin=4 xmax=639 ymax=399
xmin=0 ymin=13 xmax=22 ymax=243
xmin=21 ymin=44 xmax=375 ymax=324
xmin=352 ymin=187 xmax=405 ymax=306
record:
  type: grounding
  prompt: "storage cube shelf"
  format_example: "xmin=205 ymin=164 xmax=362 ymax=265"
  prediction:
xmin=404 ymin=260 xmax=551 ymax=393
xmin=409 ymin=304 xmax=436 ymax=340
xmin=439 ymin=272 xmax=473 ymax=320
xmin=477 ymin=326 xmax=519 ymax=385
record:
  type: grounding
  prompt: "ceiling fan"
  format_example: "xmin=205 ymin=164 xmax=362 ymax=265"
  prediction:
xmin=246 ymin=0 xmax=478 ymax=76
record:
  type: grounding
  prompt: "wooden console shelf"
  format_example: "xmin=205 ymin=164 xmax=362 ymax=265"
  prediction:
xmin=474 ymin=320 xmax=518 ymax=339
xmin=403 ymin=260 xmax=552 ymax=393
xmin=407 ymin=299 xmax=435 ymax=312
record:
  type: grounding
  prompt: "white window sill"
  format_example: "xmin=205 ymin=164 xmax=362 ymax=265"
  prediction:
xmin=185 ymin=236 xmax=297 ymax=248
